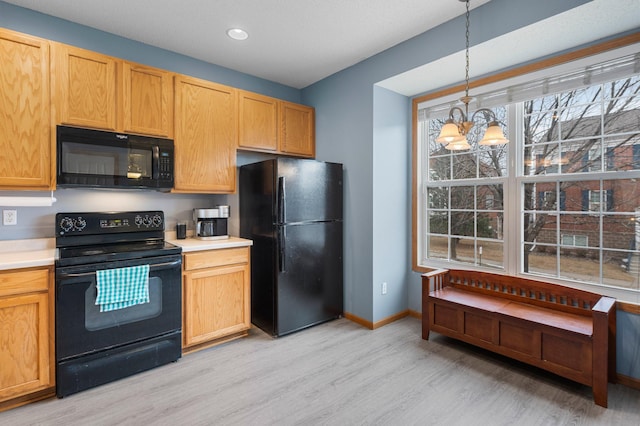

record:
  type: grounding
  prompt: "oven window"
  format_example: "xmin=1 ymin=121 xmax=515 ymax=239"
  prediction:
xmin=85 ymin=277 xmax=162 ymax=331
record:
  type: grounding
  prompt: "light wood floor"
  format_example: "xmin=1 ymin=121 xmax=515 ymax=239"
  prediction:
xmin=2 ymin=317 xmax=639 ymax=425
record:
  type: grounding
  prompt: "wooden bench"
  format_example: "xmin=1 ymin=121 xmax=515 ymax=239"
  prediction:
xmin=422 ymin=269 xmax=616 ymax=407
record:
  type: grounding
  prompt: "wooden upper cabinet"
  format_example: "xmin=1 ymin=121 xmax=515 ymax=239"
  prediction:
xmin=52 ymin=43 xmax=174 ymax=137
xmin=238 ymin=90 xmax=278 ymax=152
xmin=0 ymin=29 xmax=52 ymax=190
xmin=52 ymin=43 xmax=117 ymax=131
xmin=174 ymin=75 xmax=237 ymax=193
xmin=121 ymin=62 xmax=174 ymax=138
xmin=279 ymin=101 xmax=315 ymax=157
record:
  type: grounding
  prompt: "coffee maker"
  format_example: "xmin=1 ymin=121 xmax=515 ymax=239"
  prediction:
xmin=193 ymin=206 xmax=229 ymax=240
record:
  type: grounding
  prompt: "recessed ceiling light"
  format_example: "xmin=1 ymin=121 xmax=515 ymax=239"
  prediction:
xmin=227 ymin=28 xmax=249 ymax=41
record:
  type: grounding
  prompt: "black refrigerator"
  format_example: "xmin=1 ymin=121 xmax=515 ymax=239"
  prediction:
xmin=240 ymin=158 xmax=343 ymax=337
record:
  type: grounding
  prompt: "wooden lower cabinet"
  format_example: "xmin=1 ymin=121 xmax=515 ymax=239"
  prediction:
xmin=0 ymin=267 xmax=54 ymax=412
xmin=182 ymin=247 xmax=251 ymax=352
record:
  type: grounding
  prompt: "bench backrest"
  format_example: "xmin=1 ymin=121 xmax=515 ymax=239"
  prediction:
xmin=442 ymin=269 xmax=602 ymax=316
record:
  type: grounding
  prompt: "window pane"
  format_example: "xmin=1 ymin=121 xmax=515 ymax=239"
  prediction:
xmin=478 ymin=146 xmax=508 ymax=177
xmin=525 ymin=243 xmax=557 ymax=276
xmin=426 ymin=235 xmax=448 ymax=259
xmin=605 ymin=179 xmax=640 ymax=213
xmin=602 ymin=250 xmax=638 ymax=291
xmin=452 ymin=152 xmax=477 ymax=180
xmin=427 ymin=211 xmax=448 ymax=235
xmin=427 ymin=187 xmax=449 ymax=209
xmin=478 ymin=184 xmax=503 ymax=210
xmin=452 ymin=238 xmax=475 ymax=263
xmin=451 ymin=186 xmax=474 ymax=209
xmin=524 ymin=213 xmax=557 ymax=246
xmin=451 ymin=211 xmax=475 ymax=237
xmin=602 ymin=215 xmax=636 ymax=249
xmin=478 ymin=241 xmax=503 ymax=269
xmin=559 ymin=247 xmax=600 ymax=283
xmin=559 ymin=214 xmax=599 ymax=248
xmin=604 ymin=136 xmax=640 ymax=172
xmin=429 ymin=155 xmax=451 ymax=181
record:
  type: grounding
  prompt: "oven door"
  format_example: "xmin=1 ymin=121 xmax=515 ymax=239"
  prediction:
xmin=55 ymin=254 xmax=181 ymax=361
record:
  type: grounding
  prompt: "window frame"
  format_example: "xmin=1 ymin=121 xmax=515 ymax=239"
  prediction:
xmin=411 ymin=33 xmax=640 ymax=303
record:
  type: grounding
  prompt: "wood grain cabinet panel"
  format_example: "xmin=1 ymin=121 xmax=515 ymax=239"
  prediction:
xmin=279 ymin=101 xmax=315 ymax=157
xmin=52 ymin=43 xmax=117 ymax=131
xmin=0 ymin=29 xmax=52 ymax=190
xmin=238 ymin=90 xmax=278 ymax=151
xmin=121 ymin=62 xmax=174 ymax=137
xmin=174 ymin=75 xmax=237 ymax=193
xmin=0 ymin=267 xmax=54 ymax=411
xmin=182 ymin=248 xmax=251 ymax=352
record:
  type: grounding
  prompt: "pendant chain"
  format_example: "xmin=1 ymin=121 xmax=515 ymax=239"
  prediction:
xmin=464 ymin=0 xmax=470 ymax=100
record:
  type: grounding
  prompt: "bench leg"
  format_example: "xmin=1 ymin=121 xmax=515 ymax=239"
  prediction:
xmin=422 ymin=304 xmax=430 ymax=340
xmin=593 ymin=380 xmax=608 ymax=408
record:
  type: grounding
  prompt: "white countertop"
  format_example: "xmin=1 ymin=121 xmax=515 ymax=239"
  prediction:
xmin=0 ymin=235 xmax=252 ymax=271
xmin=0 ymin=238 xmax=57 ymax=271
xmin=166 ymin=236 xmax=253 ymax=252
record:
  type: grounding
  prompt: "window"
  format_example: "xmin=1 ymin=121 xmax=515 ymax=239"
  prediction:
xmin=416 ymin=50 xmax=640 ymax=297
xmin=562 ymin=234 xmax=588 ymax=247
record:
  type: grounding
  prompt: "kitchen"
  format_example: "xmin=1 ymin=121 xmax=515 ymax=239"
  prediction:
xmin=1 ymin=0 xmax=640 ymax=421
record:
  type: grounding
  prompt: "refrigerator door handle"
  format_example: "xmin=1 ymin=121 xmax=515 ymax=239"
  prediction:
xmin=277 ymin=176 xmax=286 ymax=224
xmin=278 ymin=226 xmax=286 ymax=272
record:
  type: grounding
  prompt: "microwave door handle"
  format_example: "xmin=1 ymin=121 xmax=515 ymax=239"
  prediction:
xmin=152 ymin=145 xmax=160 ymax=179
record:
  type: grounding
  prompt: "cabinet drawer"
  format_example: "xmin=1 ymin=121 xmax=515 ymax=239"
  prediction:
xmin=0 ymin=268 xmax=50 ymax=298
xmin=183 ymin=247 xmax=249 ymax=271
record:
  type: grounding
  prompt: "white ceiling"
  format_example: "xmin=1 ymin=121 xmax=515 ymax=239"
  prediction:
xmin=2 ymin=0 xmax=490 ymax=89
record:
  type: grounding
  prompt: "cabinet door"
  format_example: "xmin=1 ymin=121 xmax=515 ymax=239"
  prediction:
xmin=0 ymin=29 xmax=51 ymax=190
xmin=183 ymin=262 xmax=251 ymax=347
xmin=52 ymin=43 xmax=117 ymax=130
xmin=174 ymin=75 xmax=237 ymax=193
xmin=121 ymin=62 xmax=174 ymax=137
xmin=0 ymin=268 xmax=52 ymax=403
xmin=238 ymin=90 xmax=278 ymax=151
xmin=279 ymin=101 xmax=315 ymax=157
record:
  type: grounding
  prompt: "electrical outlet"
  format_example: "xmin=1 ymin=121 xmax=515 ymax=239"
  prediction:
xmin=3 ymin=209 xmax=17 ymax=226
xmin=382 ymin=282 xmax=388 ymax=295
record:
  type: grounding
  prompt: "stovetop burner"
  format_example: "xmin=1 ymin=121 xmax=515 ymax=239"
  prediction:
xmin=55 ymin=211 xmax=181 ymax=266
xmin=56 ymin=240 xmax=181 ymax=267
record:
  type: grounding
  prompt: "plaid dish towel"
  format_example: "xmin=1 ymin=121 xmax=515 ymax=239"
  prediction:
xmin=95 ymin=264 xmax=150 ymax=312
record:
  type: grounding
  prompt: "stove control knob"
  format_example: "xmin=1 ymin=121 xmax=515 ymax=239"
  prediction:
xmin=134 ymin=215 xmax=143 ymax=227
xmin=152 ymin=215 xmax=162 ymax=227
xmin=74 ymin=217 xmax=87 ymax=231
xmin=60 ymin=217 xmax=74 ymax=233
xmin=143 ymin=216 xmax=152 ymax=227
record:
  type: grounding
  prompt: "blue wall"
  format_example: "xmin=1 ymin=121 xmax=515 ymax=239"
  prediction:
xmin=2 ymin=2 xmax=639 ymax=381
xmin=372 ymin=86 xmax=411 ymax=320
xmin=302 ymin=0 xmax=592 ymax=323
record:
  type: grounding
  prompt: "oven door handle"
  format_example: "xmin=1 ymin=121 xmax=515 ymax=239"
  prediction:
xmin=58 ymin=259 xmax=182 ymax=278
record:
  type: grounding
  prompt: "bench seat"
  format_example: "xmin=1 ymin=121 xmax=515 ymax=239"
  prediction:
xmin=432 ymin=287 xmax=593 ymax=335
xmin=422 ymin=269 xmax=616 ymax=408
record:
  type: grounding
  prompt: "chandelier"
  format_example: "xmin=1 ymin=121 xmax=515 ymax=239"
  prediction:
xmin=436 ymin=0 xmax=508 ymax=150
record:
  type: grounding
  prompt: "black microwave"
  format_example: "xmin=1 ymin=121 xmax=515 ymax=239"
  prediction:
xmin=56 ymin=126 xmax=174 ymax=191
